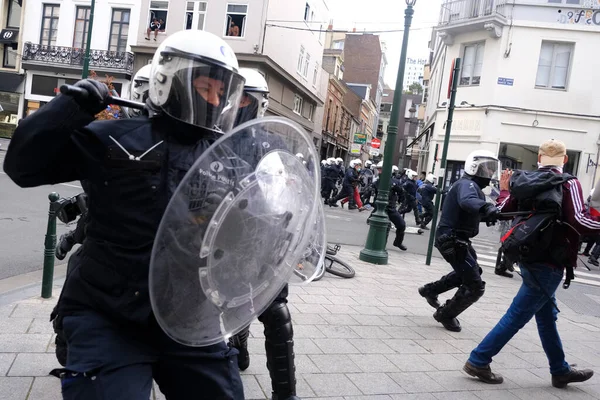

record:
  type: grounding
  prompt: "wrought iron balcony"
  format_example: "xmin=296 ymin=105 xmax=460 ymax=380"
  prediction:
xmin=22 ymin=42 xmax=134 ymax=74
xmin=437 ymin=0 xmax=508 ymax=43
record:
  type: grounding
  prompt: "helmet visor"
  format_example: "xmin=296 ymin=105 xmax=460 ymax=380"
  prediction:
xmin=151 ymin=55 xmax=245 ymax=133
xmin=472 ymin=157 xmax=500 ymax=180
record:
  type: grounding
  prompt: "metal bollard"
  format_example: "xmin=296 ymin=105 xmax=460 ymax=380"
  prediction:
xmin=41 ymin=192 xmax=60 ymax=299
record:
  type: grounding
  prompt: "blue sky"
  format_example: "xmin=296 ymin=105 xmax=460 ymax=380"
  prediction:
xmin=327 ymin=0 xmax=443 ymax=87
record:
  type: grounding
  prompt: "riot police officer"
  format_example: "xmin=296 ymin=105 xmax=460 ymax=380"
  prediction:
xmin=419 ymin=173 xmax=438 ymax=229
xmin=227 ymin=68 xmax=300 ymax=400
xmin=4 ymin=30 xmax=247 ymax=399
xmin=418 ymin=150 xmax=500 ymax=332
xmin=371 ymin=162 xmax=407 ymax=250
xmin=322 ymin=158 xmax=340 ymax=203
xmin=126 ymin=64 xmax=151 ymax=117
xmin=400 ymin=170 xmax=421 ymax=225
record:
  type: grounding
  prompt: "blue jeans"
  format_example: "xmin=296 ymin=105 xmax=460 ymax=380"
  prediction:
xmin=468 ymin=264 xmax=570 ymax=375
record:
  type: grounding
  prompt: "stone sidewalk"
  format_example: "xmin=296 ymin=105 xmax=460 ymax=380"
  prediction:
xmin=1 ymin=247 xmax=600 ymax=400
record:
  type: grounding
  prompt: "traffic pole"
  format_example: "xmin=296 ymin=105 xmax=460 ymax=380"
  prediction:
xmin=425 ymin=58 xmax=461 ymax=266
xmin=81 ymin=0 xmax=96 ymax=79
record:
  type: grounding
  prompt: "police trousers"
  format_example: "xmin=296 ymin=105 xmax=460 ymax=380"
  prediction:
xmin=60 ymin=311 xmax=244 ymax=400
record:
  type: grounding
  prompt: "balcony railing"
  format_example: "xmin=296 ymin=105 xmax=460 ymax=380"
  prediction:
xmin=22 ymin=42 xmax=134 ymax=74
xmin=439 ymin=0 xmax=506 ymax=26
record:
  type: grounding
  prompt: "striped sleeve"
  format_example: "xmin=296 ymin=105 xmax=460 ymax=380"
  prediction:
xmin=496 ymin=190 xmax=516 ymax=212
xmin=564 ymin=179 xmax=600 ymax=233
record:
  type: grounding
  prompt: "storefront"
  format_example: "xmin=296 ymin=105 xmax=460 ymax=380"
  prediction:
xmin=0 ymin=72 xmax=24 ymax=138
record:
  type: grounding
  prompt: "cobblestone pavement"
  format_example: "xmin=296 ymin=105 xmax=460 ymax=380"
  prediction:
xmin=1 ymin=246 xmax=599 ymax=399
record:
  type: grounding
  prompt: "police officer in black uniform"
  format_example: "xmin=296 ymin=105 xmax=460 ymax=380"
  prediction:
xmin=418 ymin=173 xmax=438 ymax=229
xmin=226 ymin=68 xmax=300 ymax=400
xmin=418 ymin=150 xmax=500 ymax=332
xmin=371 ymin=162 xmax=407 ymax=251
xmin=4 ymin=30 xmax=247 ymax=399
xmin=322 ymin=158 xmax=340 ymax=204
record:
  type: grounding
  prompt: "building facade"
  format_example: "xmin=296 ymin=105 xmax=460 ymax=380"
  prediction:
xmin=0 ymin=0 xmax=24 ymax=137
xmin=130 ymin=0 xmax=328 ymax=144
xmin=19 ymin=0 xmax=142 ymax=117
xmin=403 ymin=56 xmax=426 ymax=91
xmin=421 ymin=0 xmax=600 ymax=194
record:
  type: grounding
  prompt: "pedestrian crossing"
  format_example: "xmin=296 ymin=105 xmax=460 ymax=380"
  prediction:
xmin=471 ymin=236 xmax=600 ymax=288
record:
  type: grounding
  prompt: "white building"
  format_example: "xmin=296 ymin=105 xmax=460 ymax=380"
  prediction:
xmin=19 ymin=0 xmax=142 ymax=116
xmin=413 ymin=0 xmax=600 ymax=194
xmin=129 ymin=0 xmax=329 ymax=144
xmin=403 ymin=57 xmax=426 ymax=91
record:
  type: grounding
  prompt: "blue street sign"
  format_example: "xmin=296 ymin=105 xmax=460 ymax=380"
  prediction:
xmin=497 ymin=77 xmax=514 ymax=86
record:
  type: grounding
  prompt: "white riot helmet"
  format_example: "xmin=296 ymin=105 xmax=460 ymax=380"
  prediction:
xmin=149 ymin=30 xmax=245 ymax=133
xmin=376 ymin=161 xmax=384 ymax=169
xmin=426 ymin=173 xmax=436 ymax=183
xmin=349 ymin=159 xmax=362 ymax=168
xmin=296 ymin=153 xmax=304 ymax=159
xmin=321 ymin=160 xmax=328 ymax=167
xmin=392 ymin=166 xmax=399 ymax=173
xmin=364 ymin=160 xmax=373 ymax=168
xmin=238 ymin=68 xmax=269 ymax=119
xmin=327 ymin=157 xmax=336 ymax=165
xmin=464 ymin=150 xmax=500 ymax=180
xmin=336 ymin=157 xmax=344 ymax=165
xmin=129 ymin=64 xmax=151 ymax=117
xmin=407 ymin=170 xmax=418 ymax=179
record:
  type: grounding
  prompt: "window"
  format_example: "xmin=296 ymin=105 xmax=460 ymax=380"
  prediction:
xmin=6 ymin=0 xmax=21 ymax=28
xmin=109 ymin=9 xmax=130 ymax=52
xmin=3 ymin=45 xmax=16 ymax=68
xmin=185 ymin=1 xmax=207 ymax=30
xmin=535 ymin=41 xmax=573 ymax=90
xmin=293 ymin=95 xmax=303 ymax=115
xmin=313 ymin=63 xmax=318 ymax=86
xmin=225 ymin=4 xmax=247 ymax=37
xmin=72 ymin=6 xmax=90 ymax=49
xmin=304 ymin=3 xmax=311 ymax=21
xmin=148 ymin=1 xmax=168 ymax=32
xmin=548 ymin=0 xmax=580 ymax=3
xmin=297 ymin=46 xmax=305 ymax=73
xmin=307 ymin=103 xmax=314 ymax=121
xmin=460 ymin=42 xmax=484 ymax=86
xmin=303 ymin=53 xmax=310 ymax=77
xmin=40 ymin=4 xmax=60 ymax=46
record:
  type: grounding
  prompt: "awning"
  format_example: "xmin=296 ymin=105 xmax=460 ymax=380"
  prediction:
xmin=0 ymin=72 xmax=24 ymax=92
xmin=0 ymin=29 xmax=19 ymax=44
xmin=407 ymin=122 xmax=435 ymax=149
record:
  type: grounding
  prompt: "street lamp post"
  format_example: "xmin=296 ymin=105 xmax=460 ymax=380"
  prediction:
xmin=360 ymin=0 xmax=416 ymax=264
xmin=81 ymin=0 xmax=96 ymax=79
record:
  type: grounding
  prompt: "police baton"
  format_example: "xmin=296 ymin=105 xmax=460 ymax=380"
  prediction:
xmin=501 ymin=211 xmax=533 ymax=217
xmin=59 ymin=84 xmax=145 ymax=110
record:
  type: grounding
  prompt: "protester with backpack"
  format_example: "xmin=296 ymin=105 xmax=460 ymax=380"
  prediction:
xmin=418 ymin=150 xmax=501 ymax=332
xmin=464 ymin=139 xmax=597 ymax=388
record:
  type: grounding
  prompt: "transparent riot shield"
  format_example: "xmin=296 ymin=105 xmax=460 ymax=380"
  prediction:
xmin=291 ymin=202 xmax=326 ymax=284
xmin=150 ymin=117 xmax=320 ymax=346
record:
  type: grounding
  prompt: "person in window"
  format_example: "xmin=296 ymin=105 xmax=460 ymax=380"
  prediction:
xmin=158 ymin=18 xmax=165 ymax=32
xmin=145 ymin=18 xmax=160 ymax=41
xmin=228 ymin=20 xmax=240 ymax=37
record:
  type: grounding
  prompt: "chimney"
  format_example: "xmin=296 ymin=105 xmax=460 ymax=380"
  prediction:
xmin=328 ymin=19 xmax=333 ymax=31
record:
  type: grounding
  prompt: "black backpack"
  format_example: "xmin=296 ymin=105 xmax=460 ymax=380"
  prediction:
xmin=500 ymin=170 xmax=576 ymax=276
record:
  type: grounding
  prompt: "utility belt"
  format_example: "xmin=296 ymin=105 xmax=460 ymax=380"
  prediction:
xmin=435 ymin=232 xmax=471 ymax=265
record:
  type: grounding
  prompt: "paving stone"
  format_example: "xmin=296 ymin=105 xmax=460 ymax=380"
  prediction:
xmin=323 ymin=305 xmax=356 ymax=314
xmin=348 ymin=354 xmax=399 ymax=373
xmin=427 ymin=370 xmax=519 ymax=391
xmin=301 ymin=286 xmax=334 ymax=296
xmin=385 ymin=354 xmax=437 ymax=372
xmin=493 ymin=352 xmax=536 ymax=369
xmin=409 ymin=327 xmax=454 ymax=340
xmin=8 ymin=353 xmax=61 ymax=377
xmin=294 ymin=303 xmax=331 ymax=314
xmin=347 ymin=339 xmax=394 ymax=354
xmin=329 ymin=296 xmax=360 ymax=306
xmin=241 ymin=374 xmax=266 ymax=400
xmin=317 ymin=325 xmax=360 ymax=339
xmin=509 ymin=388 xmax=561 ymax=400
xmin=388 ymin=372 xmax=446 ymax=393
xmin=351 ymin=315 xmax=389 ymax=326
xmin=0 ymin=354 xmax=16 ymax=376
xmin=247 ymin=338 xmax=266 ymax=355
xmin=294 ymin=325 xmax=327 ymax=339
xmin=473 ymin=389 xmax=521 ymax=400
xmin=291 ymin=313 xmax=329 ymax=325
xmin=419 ymin=354 xmax=465 ymax=371
xmin=239 ymin=354 xmax=268 ymax=375
xmin=381 ymin=327 xmax=425 ymax=340
xmin=313 ymin=339 xmax=360 ymax=354
xmin=308 ymin=354 xmax=361 ymax=373
xmin=294 ymin=339 xmax=323 ymax=355
xmin=27 ymin=377 xmax=61 ymax=400
xmin=545 ymin=386 xmax=598 ymax=399
xmin=302 ymin=373 xmax=361 ymax=397
xmin=349 ymin=326 xmax=392 ymax=339
xmin=389 ymin=394 xmax=437 ymax=400
xmin=295 ymin=354 xmax=320 ymax=374
xmin=378 ymin=307 xmax=411 ymax=316
xmin=413 ymin=340 xmax=460 ymax=354
xmin=27 ymin=319 xmax=54 ymax=335
xmin=432 ymin=391 xmax=480 ymax=400
xmin=381 ymin=316 xmax=418 ymax=327
xmin=256 ymin=374 xmax=315 ymax=398
xmin=9 ymin=304 xmax=56 ymax=319
xmin=443 ymin=339 xmax=479 ymax=353
xmin=0 ymin=305 xmax=16 ymax=318
xmin=0 ymin=377 xmax=33 ymax=400
xmin=345 ymin=372 xmax=405 ymax=395
xmin=351 ymin=306 xmax=387 ymax=316
xmin=321 ymin=314 xmax=360 ymax=326
xmin=344 ymin=396 xmax=393 ymax=400
xmin=383 ymin=340 xmax=428 ymax=354
xmin=0 ymin=334 xmax=51 ymax=353
xmin=351 ymin=296 xmax=384 ymax=306
xmin=0 ymin=318 xmax=32 ymax=334
xmin=298 ymin=294 xmax=333 ymax=305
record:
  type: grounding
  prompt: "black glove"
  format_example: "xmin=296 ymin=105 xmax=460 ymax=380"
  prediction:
xmin=70 ymin=79 xmax=111 ymax=115
xmin=482 ymin=203 xmax=500 ymax=226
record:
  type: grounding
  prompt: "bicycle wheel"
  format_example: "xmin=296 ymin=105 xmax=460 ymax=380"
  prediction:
xmin=312 ymin=263 xmax=326 ymax=281
xmin=324 ymin=255 xmax=355 ymax=278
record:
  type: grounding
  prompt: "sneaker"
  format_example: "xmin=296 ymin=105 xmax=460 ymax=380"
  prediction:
xmin=463 ymin=361 xmax=504 ymax=384
xmin=552 ymin=367 xmax=594 ymax=388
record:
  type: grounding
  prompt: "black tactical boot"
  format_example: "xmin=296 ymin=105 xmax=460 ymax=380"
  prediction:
xmin=433 ymin=308 xmax=461 ymax=332
xmin=552 ymin=367 xmax=594 ymax=388
xmin=393 ymin=233 xmax=407 ymax=251
xmin=229 ymin=327 xmax=250 ymax=371
xmin=260 ymin=302 xmax=297 ymax=400
xmin=463 ymin=361 xmax=504 ymax=384
xmin=433 ymin=284 xmax=486 ymax=332
xmin=589 ymin=257 xmax=599 ymax=266
xmin=418 ymin=284 xmax=441 ymax=309
xmin=495 ymin=268 xmax=513 ymax=278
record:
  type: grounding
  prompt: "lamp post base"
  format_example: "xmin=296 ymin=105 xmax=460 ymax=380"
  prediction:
xmin=359 ymin=213 xmax=389 ymax=264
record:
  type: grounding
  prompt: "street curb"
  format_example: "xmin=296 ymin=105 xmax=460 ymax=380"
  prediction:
xmin=0 ymin=264 xmax=67 ymax=306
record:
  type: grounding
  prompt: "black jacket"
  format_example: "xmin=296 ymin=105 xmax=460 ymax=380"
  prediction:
xmin=4 ymin=95 xmax=224 ymax=327
xmin=343 ymin=167 xmax=360 ymax=188
xmin=374 ymin=176 xmax=403 ymax=212
xmin=419 ymin=182 xmax=437 ymax=204
xmin=437 ymin=175 xmax=488 ymax=239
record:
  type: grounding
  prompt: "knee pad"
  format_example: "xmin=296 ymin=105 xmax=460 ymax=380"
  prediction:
xmin=258 ymin=301 xmax=293 ymax=342
xmin=465 ymin=281 xmax=486 ymax=302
